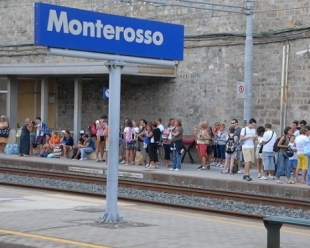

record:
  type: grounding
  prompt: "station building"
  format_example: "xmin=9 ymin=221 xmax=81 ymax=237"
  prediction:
xmin=0 ymin=0 xmax=310 ymax=142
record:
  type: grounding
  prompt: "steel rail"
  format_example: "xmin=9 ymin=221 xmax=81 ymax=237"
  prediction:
xmin=1 ymin=167 xmax=309 ymax=211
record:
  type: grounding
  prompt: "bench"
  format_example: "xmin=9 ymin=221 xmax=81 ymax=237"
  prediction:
xmin=263 ymin=216 xmax=310 ymax=248
xmin=181 ymin=137 xmax=196 ymax=164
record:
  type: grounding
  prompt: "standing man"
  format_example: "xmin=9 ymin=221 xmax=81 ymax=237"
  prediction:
xmin=259 ymin=123 xmax=277 ymax=180
xmin=35 ymin=117 xmax=49 ymax=154
xmin=156 ymin=118 xmax=165 ymax=162
xmin=231 ymin=119 xmax=242 ymax=173
xmin=240 ymin=118 xmax=257 ymax=181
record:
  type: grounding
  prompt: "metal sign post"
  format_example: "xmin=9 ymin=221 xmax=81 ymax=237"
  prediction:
xmin=35 ymin=3 xmax=183 ymax=223
xmin=101 ymin=60 xmax=124 ymax=222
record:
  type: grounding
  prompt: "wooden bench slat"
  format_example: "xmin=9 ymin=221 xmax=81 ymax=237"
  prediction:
xmin=264 ymin=216 xmax=310 ymax=227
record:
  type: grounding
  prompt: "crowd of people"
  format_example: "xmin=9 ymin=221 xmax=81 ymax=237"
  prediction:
xmin=196 ymin=118 xmax=310 ymax=185
xmin=1 ymin=113 xmax=310 ymax=185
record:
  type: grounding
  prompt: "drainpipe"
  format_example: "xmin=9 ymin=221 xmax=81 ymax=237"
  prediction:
xmin=284 ymin=43 xmax=289 ymax=129
xmin=280 ymin=44 xmax=286 ymax=134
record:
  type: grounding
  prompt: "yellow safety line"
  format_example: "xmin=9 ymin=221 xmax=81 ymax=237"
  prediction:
xmin=0 ymin=229 xmax=110 ymax=248
xmin=1 ymin=188 xmax=310 ymax=238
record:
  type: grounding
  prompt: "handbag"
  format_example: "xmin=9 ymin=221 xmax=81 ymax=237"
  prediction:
xmin=259 ymin=131 xmax=274 ymax=154
xmin=0 ymin=127 xmax=10 ymax=137
xmin=285 ymin=147 xmax=294 ymax=158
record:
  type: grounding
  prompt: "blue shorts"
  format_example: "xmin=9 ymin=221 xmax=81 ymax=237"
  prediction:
xmin=125 ymin=142 xmax=135 ymax=150
xmin=290 ymin=159 xmax=297 ymax=169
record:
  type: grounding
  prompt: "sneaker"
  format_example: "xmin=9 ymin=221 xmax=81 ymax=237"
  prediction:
xmin=145 ymin=164 xmax=150 ymax=168
xmin=174 ymin=168 xmax=180 ymax=171
xmin=268 ymin=176 xmax=275 ymax=180
xmin=200 ymin=167 xmax=206 ymax=170
xmin=169 ymin=168 xmax=174 ymax=171
xmin=259 ymin=176 xmax=268 ymax=180
xmin=120 ymin=160 xmax=125 ymax=164
xmin=246 ymin=175 xmax=252 ymax=181
xmin=243 ymin=175 xmax=252 ymax=181
xmin=237 ymin=170 xmax=242 ymax=174
xmin=180 ymin=149 xmax=184 ymax=155
xmin=197 ymin=166 xmax=203 ymax=170
xmin=257 ymin=173 xmax=261 ymax=178
xmin=219 ymin=164 xmax=224 ymax=168
xmin=79 ymin=158 xmax=87 ymax=161
xmin=210 ymin=162 xmax=216 ymax=166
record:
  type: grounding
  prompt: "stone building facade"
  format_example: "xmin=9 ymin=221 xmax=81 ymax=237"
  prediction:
xmin=0 ymin=0 xmax=310 ymax=137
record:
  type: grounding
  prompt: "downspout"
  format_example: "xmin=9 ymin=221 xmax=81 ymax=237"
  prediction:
xmin=280 ymin=44 xmax=286 ymax=134
xmin=284 ymin=43 xmax=289 ymax=129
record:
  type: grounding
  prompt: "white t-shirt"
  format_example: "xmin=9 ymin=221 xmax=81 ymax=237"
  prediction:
xmin=262 ymin=130 xmax=277 ymax=152
xmin=295 ymin=135 xmax=309 ymax=154
xmin=240 ymin=126 xmax=256 ymax=148
xmin=157 ymin=124 xmax=164 ymax=133
xmin=288 ymin=142 xmax=297 ymax=160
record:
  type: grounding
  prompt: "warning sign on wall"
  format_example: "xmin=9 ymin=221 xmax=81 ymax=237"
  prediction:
xmin=237 ymin=82 xmax=246 ymax=99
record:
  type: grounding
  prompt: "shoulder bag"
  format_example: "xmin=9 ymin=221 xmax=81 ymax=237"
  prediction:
xmin=259 ymin=131 xmax=274 ymax=154
xmin=0 ymin=127 xmax=10 ymax=137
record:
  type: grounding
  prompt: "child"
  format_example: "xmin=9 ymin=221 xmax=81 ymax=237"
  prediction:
xmin=288 ymin=135 xmax=297 ymax=183
xmin=256 ymin=126 xmax=265 ymax=178
xmin=222 ymin=126 xmax=238 ymax=174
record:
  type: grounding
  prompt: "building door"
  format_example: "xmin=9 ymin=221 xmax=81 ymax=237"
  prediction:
xmin=18 ymin=79 xmax=55 ymax=128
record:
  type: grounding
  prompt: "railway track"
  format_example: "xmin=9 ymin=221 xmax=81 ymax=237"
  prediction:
xmin=1 ymin=166 xmax=309 ymax=220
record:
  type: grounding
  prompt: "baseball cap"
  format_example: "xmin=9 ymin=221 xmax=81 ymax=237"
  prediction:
xmin=79 ymin=130 xmax=85 ymax=134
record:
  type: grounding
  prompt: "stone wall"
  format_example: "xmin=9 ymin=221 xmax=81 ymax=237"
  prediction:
xmin=0 ymin=0 xmax=310 ymax=135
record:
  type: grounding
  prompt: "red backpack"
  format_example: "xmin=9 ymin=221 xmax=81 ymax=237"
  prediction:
xmin=88 ymin=123 xmax=97 ymax=137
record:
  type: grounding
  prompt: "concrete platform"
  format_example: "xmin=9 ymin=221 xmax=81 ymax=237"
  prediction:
xmin=0 ymin=186 xmax=309 ymax=248
xmin=0 ymin=153 xmax=309 ymax=198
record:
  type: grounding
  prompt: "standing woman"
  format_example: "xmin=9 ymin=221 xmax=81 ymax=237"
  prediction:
xmin=169 ymin=119 xmax=184 ymax=171
xmin=195 ymin=122 xmax=211 ymax=170
xmin=95 ymin=115 xmax=108 ymax=162
xmin=120 ymin=118 xmax=129 ymax=163
xmin=216 ymin=123 xmax=228 ymax=168
xmin=0 ymin=115 xmax=9 ymax=153
xmin=256 ymin=126 xmax=265 ymax=178
xmin=123 ymin=119 xmax=135 ymax=166
xmin=148 ymin=121 xmax=161 ymax=169
xmin=275 ymin=126 xmax=293 ymax=184
xmin=19 ymin=118 xmax=32 ymax=156
xmin=162 ymin=118 xmax=175 ymax=168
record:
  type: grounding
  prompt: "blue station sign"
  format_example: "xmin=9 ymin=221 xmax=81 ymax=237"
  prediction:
xmin=34 ymin=3 xmax=184 ymax=61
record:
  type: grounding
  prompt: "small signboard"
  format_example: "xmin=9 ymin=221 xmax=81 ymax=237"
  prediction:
xmin=237 ymin=82 xmax=246 ymax=99
xmin=34 ymin=3 xmax=184 ymax=60
xmin=103 ymin=87 xmax=109 ymax=99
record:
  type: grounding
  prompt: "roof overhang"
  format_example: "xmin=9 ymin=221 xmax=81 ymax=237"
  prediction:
xmin=0 ymin=62 xmax=176 ymax=78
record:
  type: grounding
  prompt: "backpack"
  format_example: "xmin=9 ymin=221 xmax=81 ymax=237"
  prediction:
xmin=88 ymin=123 xmax=97 ymax=137
xmin=231 ymin=159 xmax=238 ymax=174
xmin=126 ymin=128 xmax=138 ymax=143
xmin=41 ymin=123 xmax=50 ymax=135
xmin=225 ymin=134 xmax=236 ymax=154
xmin=273 ymin=135 xmax=285 ymax=152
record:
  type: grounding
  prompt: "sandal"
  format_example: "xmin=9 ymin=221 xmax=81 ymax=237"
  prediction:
xmin=275 ymin=180 xmax=283 ymax=184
